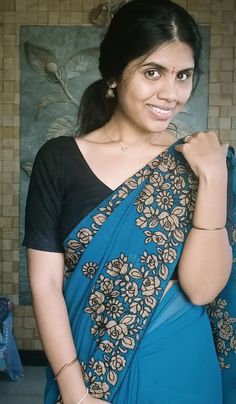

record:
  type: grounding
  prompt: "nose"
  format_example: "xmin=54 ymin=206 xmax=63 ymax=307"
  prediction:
xmin=157 ymin=76 xmax=177 ymax=103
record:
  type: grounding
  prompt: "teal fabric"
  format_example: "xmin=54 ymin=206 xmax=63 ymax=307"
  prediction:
xmin=44 ymin=140 xmax=236 ymax=404
xmin=208 ymin=146 xmax=236 ymax=404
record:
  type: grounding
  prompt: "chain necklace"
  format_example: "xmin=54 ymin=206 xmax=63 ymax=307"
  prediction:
xmin=105 ymin=125 xmax=128 ymax=151
xmin=104 ymin=124 xmax=177 ymax=152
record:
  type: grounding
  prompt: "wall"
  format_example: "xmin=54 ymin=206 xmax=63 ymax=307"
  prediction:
xmin=0 ymin=0 xmax=235 ymax=350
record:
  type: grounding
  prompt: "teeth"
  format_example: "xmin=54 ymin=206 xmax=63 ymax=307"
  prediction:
xmin=149 ymin=105 xmax=171 ymax=114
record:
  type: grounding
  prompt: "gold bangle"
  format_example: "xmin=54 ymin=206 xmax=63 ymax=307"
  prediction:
xmin=54 ymin=356 xmax=78 ymax=380
xmin=192 ymin=225 xmax=225 ymax=231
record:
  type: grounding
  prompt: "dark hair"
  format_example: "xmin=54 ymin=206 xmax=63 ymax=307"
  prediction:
xmin=78 ymin=0 xmax=202 ymax=135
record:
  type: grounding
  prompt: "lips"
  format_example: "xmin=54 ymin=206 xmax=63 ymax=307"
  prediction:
xmin=147 ymin=104 xmax=175 ymax=121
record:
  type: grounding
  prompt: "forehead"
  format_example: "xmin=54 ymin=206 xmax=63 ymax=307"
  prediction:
xmin=128 ymin=41 xmax=194 ymax=72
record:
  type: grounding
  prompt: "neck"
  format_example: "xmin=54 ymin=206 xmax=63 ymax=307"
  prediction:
xmin=106 ymin=112 xmax=166 ymax=146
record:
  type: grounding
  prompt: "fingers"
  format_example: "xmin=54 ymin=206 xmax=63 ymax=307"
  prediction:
xmin=175 ymin=132 xmax=229 ymax=154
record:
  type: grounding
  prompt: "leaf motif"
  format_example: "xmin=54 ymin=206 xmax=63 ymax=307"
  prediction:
xmin=65 ymin=47 xmax=99 ymax=79
xmin=121 ymin=315 xmax=135 ymax=325
xmin=126 ymin=178 xmax=138 ymax=189
xmin=44 ymin=115 xmax=76 ymax=140
xmin=173 ymin=229 xmax=184 ymax=242
xmin=158 ymin=211 xmax=169 ymax=220
xmin=129 ymin=268 xmax=143 ymax=279
xmin=36 ymin=94 xmax=69 ymax=119
xmin=93 ymin=213 xmax=107 ymax=225
xmin=21 ymin=161 xmax=33 ymax=177
xmin=122 ymin=336 xmax=135 ymax=349
xmin=25 ymin=42 xmax=59 ymax=79
xmin=145 ymin=296 xmax=156 ymax=309
xmin=159 ymin=264 xmax=168 ymax=280
xmin=136 ymin=217 xmax=147 ymax=229
xmin=107 ymin=369 xmax=118 ymax=386
xmin=149 ymin=219 xmax=158 ymax=229
xmin=172 ymin=206 xmax=186 ymax=217
xmin=67 ymin=240 xmax=81 ymax=249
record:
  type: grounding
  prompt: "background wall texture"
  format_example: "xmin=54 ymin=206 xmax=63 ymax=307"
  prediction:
xmin=0 ymin=0 xmax=235 ymax=350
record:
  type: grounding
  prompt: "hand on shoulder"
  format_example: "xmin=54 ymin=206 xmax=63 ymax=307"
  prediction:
xmin=175 ymin=131 xmax=228 ymax=178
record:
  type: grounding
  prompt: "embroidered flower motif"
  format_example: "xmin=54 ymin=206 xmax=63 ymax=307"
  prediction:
xmin=89 ymin=358 xmax=106 ymax=377
xmin=64 ymin=247 xmax=80 ymax=270
xmin=162 ymin=248 xmax=177 ymax=263
xmin=158 ymin=155 xmax=177 ymax=172
xmin=99 ymin=340 xmax=114 ymax=353
xmin=77 ymin=227 xmax=93 ymax=245
xmin=90 ymin=315 xmax=106 ymax=337
xmin=106 ymin=254 xmax=128 ymax=277
xmin=99 ymin=276 xmax=114 ymax=295
xmin=172 ymin=175 xmax=185 ymax=193
xmin=136 ymin=206 xmax=160 ymax=229
xmin=82 ymin=262 xmax=98 ymax=279
xmin=208 ymin=298 xmax=236 ymax=368
xmin=110 ymin=354 xmax=126 ymax=371
xmin=106 ymin=299 xmax=124 ymax=319
xmin=179 ymin=194 xmax=190 ymax=207
xmin=141 ymin=275 xmax=160 ymax=296
xmin=139 ymin=184 xmax=155 ymax=205
xmin=106 ymin=320 xmax=128 ymax=340
xmin=89 ymin=381 xmax=110 ymax=399
xmin=216 ymin=339 xmax=227 ymax=355
xmin=218 ymin=319 xmax=234 ymax=341
xmin=150 ymin=172 xmax=164 ymax=187
xmin=120 ymin=281 xmax=138 ymax=302
xmin=85 ymin=292 xmax=105 ymax=316
xmin=140 ymin=251 xmax=158 ymax=270
xmin=156 ymin=191 xmax=174 ymax=210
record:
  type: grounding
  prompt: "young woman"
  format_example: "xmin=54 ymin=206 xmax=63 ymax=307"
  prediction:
xmin=23 ymin=1 xmax=235 ymax=403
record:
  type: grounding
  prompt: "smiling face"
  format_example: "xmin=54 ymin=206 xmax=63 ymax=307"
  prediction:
xmin=113 ymin=41 xmax=195 ymax=135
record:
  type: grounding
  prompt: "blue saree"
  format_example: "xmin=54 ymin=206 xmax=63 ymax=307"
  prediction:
xmin=44 ymin=139 xmax=236 ymax=404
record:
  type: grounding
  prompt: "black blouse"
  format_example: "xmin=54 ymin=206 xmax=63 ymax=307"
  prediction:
xmin=23 ymin=136 xmax=113 ymax=252
xmin=23 ymin=135 xmax=178 ymax=279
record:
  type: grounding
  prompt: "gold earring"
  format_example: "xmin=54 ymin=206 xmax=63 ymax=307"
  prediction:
xmin=106 ymin=82 xmax=116 ymax=98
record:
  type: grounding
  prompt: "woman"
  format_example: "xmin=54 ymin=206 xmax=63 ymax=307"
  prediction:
xmin=23 ymin=0 xmax=234 ymax=403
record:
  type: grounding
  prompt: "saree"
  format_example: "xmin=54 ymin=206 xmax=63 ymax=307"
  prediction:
xmin=44 ymin=139 xmax=236 ymax=404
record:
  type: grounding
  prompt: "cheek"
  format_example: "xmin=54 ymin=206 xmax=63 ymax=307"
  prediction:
xmin=179 ymin=84 xmax=193 ymax=103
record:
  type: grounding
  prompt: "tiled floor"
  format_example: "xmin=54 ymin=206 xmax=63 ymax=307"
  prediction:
xmin=0 ymin=366 xmax=46 ymax=404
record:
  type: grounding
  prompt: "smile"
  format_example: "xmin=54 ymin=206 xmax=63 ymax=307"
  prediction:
xmin=147 ymin=104 xmax=174 ymax=120
xmin=148 ymin=105 xmax=174 ymax=114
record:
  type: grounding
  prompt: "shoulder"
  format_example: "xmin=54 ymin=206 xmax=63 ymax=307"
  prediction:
xmin=36 ymin=136 xmax=75 ymax=156
xmin=34 ymin=136 xmax=76 ymax=168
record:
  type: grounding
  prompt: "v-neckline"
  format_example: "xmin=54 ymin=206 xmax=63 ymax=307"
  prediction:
xmin=72 ymin=137 xmax=181 ymax=193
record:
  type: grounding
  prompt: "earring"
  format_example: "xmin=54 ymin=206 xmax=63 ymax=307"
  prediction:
xmin=106 ymin=81 xmax=116 ymax=98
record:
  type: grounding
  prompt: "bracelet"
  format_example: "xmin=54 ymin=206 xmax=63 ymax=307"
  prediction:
xmin=54 ymin=356 xmax=78 ymax=380
xmin=76 ymin=388 xmax=89 ymax=404
xmin=192 ymin=225 xmax=225 ymax=231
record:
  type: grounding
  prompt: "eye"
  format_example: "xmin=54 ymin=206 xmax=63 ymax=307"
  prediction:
xmin=176 ymin=71 xmax=192 ymax=81
xmin=144 ymin=69 xmax=161 ymax=80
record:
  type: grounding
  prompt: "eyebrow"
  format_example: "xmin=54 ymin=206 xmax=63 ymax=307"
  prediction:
xmin=140 ymin=62 xmax=195 ymax=73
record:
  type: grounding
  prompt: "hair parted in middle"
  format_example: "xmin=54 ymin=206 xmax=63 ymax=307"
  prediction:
xmin=78 ymin=0 xmax=202 ymax=135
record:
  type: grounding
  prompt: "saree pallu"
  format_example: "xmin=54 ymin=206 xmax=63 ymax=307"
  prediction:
xmin=44 ymin=140 xmax=236 ymax=404
xmin=208 ymin=146 xmax=236 ymax=404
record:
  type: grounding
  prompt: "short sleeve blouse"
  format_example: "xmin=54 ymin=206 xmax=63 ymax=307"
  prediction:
xmin=23 ymin=136 xmax=112 ymax=252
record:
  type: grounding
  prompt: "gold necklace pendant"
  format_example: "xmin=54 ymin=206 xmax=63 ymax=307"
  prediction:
xmin=120 ymin=143 xmax=128 ymax=151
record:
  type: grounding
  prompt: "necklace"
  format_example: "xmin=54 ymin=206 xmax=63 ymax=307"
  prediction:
xmin=105 ymin=125 xmax=128 ymax=151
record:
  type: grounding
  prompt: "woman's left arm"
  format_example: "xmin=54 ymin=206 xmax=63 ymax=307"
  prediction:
xmin=175 ymin=131 xmax=232 ymax=305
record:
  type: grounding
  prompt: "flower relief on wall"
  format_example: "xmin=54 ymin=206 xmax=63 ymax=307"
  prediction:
xmin=19 ymin=0 xmax=209 ymax=304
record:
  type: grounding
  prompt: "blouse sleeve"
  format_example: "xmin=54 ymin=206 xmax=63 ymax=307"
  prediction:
xmin=23 ymin=139 xmax=65 ymax=252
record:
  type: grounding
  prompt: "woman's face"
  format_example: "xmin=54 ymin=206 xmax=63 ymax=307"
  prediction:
xmin=114 ymin=41 xmax=195 ymax=134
